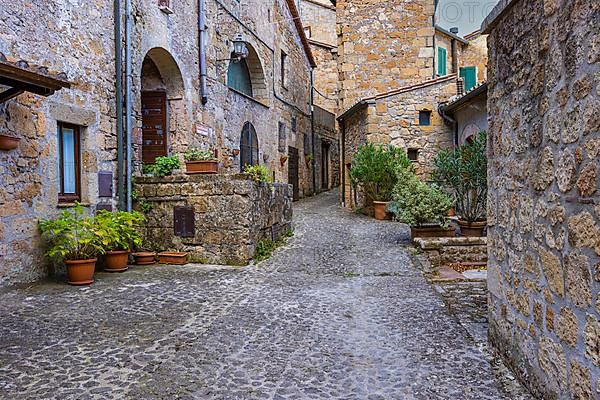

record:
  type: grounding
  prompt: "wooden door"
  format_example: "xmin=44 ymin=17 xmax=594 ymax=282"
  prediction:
xmin=141 ymin=91 xmax=167 ymax=164
xmin=321 ymin=142 xmax=329 ymax=190
xmin=288 ymin=146 xmax=300 ymax=201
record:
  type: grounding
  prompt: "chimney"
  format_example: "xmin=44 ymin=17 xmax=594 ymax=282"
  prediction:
xmin=457 ymin=78 xmax=465 ymax=96
xmin=450 ymin=27 xmax=459 ymax=35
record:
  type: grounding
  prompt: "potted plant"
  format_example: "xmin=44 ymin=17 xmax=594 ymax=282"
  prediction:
xmin=387 ymin=168 xmax=455 ymax=239
xmin=158 ymin=252 xmax=189 ymax=265
xmin=151 ymin=155 xmax=181 ymax=177
xmin=244 ymin=164 xmax=273 ymax=184
xmin=433 ymin=132 xmax=487 ymax=237
xmin=280 ymin=155 xmax=289 ymax=166
xmin=39 ymin=204 xmax=105 ymax=285
xmin=0 ymin=134 xmax=20 ymax=151
xmin=132 ymin=251 xmax=156 ymax=265
xmin=95 ymin=210 xmax=145 ymax=272
xmin=305 ymin=153 xmax=313 ymax=167
xmin=349 ymin=144 xmax=411 ymax=220
xmin=183 ymin=147 xmax=218 ymax=174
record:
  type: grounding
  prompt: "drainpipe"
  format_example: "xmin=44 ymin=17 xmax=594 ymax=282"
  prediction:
xmin=340 ymin=119 xmax=345 ymax=207
xmin=311 ymin=69 xmax=316 ymax=195
xmin=198 ymin=0 xmax=208 ymax=105
xmin=439 ymin=103 xmax=458 ymax=147
xmin=114 ymin=0 xmax=125 ymax=210
xmin=125 ymin=0 xmax=133 ymax=212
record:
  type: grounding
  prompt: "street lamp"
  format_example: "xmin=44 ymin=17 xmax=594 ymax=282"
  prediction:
xmin=231 ymin=34 xmax=249 ymax=63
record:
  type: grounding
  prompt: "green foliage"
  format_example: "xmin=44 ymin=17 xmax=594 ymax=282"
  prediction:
xmin=387 ymin=169 xmax=453 ymax=227
xmin=147 ymin=156 xmax=180 ymax=177
xmin=142 ymin=164 xmax=155 ymax=176
xmin=349 ymin=144 xmax=412 ymax=202
xmin=95 ymin=210 xmax=145 ymax=251
xmin=39 ymin=204 xmax=105 ymax=261
xmin=244 ymin=164 xmax=273 ymax=183
xmin=184 ymin=147 xmax=216 ymax=162
xmin=138 ymin=199 xmax=153 ymax=214
xmin=254 ymin=239 xmax=276 ymax=262
xmin=432 ymin=131 xmax=487 ymax=222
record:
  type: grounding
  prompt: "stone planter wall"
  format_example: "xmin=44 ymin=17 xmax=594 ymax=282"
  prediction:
xmin=135 ymin=174 xmax=293 ymax=265
xmin=483 ymin=1 xmax=600 ymax=398
xmin=414 ymin=237 xmax=488 ymax=269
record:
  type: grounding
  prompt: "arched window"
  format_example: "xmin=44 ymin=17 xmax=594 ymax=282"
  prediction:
xmin=227 ymin=57 xmax=253 ymax=97
xmin=240 ymin=122 xmax=259 ymax=170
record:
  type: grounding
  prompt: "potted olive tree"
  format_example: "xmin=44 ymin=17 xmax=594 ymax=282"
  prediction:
xmin=349 ymin=144 xmax=411 ymax=220
xmin=39 ymin=204 xmax=105 ymax=285
xmin=95 ymin=210 xmax=145 ymax=272
xmin=433 ymin=132 xmax=487 ymax=237
xmin=184 ymin=147 xmax=218 ymax=174
xmin=388 ymin=168 xmax=454 ymax=239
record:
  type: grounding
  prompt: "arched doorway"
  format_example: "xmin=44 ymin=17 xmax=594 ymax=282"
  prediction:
xmin=140 ymin=47 xmax=185 ymax=164
xmin=240 ymin=122 xmax=258 ymax=170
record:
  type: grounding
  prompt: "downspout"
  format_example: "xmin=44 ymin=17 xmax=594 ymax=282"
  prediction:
xmin=340 ymin=119 xmax=346 ymax=207
xmin=199 ymin=0 xmax=208 ymax=105
xmin=311 ymin=69 xmax=316 ymax=195
xmin=125 ymin=0 xmax=133 ymax=212
xmin=114 ymin=0 xmax=124 ymax=210
xmin=439 ymin=103 xmax=458 ymax=147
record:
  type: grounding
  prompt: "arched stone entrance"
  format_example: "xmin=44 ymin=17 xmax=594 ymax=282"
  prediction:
xmin=140 ymin=47 xmax=185 ymax=163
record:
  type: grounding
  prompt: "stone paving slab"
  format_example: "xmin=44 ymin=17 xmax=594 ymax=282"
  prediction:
xmin=0 ymin=191 xmax=534 ymax=399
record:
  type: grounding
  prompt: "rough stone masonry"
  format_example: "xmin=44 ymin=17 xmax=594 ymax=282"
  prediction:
xmin=483 ymin=0 xmax=600 ymax=398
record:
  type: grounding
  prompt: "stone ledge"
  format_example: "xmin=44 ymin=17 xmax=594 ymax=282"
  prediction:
xmin=414 ymin=236 xmax=487 ymax=250
xmin=481 ymin=0 xmax=521 ymax=34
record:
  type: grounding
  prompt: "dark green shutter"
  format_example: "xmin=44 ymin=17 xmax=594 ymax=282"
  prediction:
xmin=460 ymin=66 xmax=477 ymax=91
xmin=437 ymin=47 xmax=447 ymax=76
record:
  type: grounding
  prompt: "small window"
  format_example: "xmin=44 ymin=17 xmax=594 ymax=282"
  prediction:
xmin=227 ymin=57 xmax=253 ymax=97
xmin=437 ymin=47 xmax=447 ymax=76
xmin=407 ymin=148 xmax=419 ymax=162
xmin=57 ymin=122 xmax=81 ymax=203
xmin=419 ymin=110 xmax=431 ymax=126
xmin=281 ymin=51 xmax=287 ymax=89
xmin=304 ymin=26 xmax=312 ymax=38
xmin=240 ymin=122 xmax=259 ymax=170
xmin=291 ymin=117 xmax=297 ymax=133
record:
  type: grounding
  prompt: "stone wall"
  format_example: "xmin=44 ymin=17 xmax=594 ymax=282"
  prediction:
xmin=460 ymin=33 xmax=488 ymax=84
xmin=414 ymin=237 xmax=488 ymax=270
xmin=484 ymin=0 xmax=600 ymax=398
xmin=336 ymin=0 xmax=436 ymax=112
xmin=0 ymin=0 xmax=315 ymax=287
xmin=135 ymin=174 xmax=293 ymax=265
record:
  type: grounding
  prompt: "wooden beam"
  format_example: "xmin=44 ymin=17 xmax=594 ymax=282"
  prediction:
xmin=0 ymin=87 xmax=24 ymax=103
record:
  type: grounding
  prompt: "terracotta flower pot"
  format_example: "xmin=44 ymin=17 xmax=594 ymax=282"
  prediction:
xmin=65 ymin=258 xmax=97 ymax=286
xmin=458 ymin=219 xmax=487 ymax=237
xmin=448 ymin=207 xmax=456 ymax=217
xmin=373 ymin=201 xmax=392 ymax=221
xmin=104 ymin=250 xmax=130 ymax=272
xmin=0 ymin=135 xmax=20 ymax=151
xmin=185 ymin=160 xmax=218 ymax=175
xmin=133 ymin=252 xmax=156 ymax=265
xmin=411 ymin=225 xmax=456 ymax=240
xmin=158 ymin=252 xmax=188 ymax=265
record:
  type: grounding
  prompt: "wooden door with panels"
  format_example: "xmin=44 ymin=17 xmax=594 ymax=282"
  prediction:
xmin=141 ymin=91 xmax=168 ymax=164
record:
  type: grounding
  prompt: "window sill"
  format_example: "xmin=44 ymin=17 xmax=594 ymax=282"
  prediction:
xmin=159 ymin=6 xmax=174 ymax=14
xmin=57 ymin=202 xmax=90 ymax=208
xmin=228 ymin=87 xmax=269 ymax=109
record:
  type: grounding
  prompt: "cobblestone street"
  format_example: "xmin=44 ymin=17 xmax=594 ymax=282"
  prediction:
xmin=0 ymin=192 xmax=533 ymax=400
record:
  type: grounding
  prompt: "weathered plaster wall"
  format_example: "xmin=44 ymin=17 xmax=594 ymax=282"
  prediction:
xmin=135 ymin=174 xmax=293 ymax=265
xmin=454 ymin=93 xmax=488 ymax=145
xmin=485 ymin=0 xmax=600 ymax=398
xmin=336 ymin=0 xmax=436 ymax=112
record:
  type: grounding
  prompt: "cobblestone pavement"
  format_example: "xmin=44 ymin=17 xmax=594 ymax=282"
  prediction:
xmin=0 ymin=191 xmax=534 ymax=400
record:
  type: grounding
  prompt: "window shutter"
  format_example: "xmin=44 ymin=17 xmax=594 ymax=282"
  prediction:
xmin=460 ymin=66 xmax=477 ymax=91
xmin=438 ymin=47 xmax=447 ymax=76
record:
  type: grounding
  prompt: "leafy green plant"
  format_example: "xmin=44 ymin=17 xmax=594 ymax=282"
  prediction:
xmin=153 ymin=156 xmax=180 ymax=177
xmin=432 ymin=131 xmax=487 ymax=223
xmin=184 ymin=147 xmax=216 ymax=162
xmin=138 ymin=199 xmax=153 ymax=214
xmin=244 ymin=164 xmax=273 ymax=183
xmin=387 ymin=168 xmax=453 ymax=227
xmin=39 ymin=203 xmax=105 ymax=261
xmin=142 ymin=163 xmax=155 ymax=176
xmin=349 ymin=144 xmax=412 ymax=202
xmin=95 ymin=210 xmax=145 ymax=251
xmin=254 ymin=239 xmax=276 ymax=262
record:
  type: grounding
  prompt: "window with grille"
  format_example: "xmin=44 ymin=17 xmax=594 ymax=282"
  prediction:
xmin=240 ymin=122 xmax=259 ymax=170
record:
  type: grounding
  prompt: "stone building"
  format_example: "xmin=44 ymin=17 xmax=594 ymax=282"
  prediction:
xmin=300 ymin=0 xmax=341 ymax=192
xmin=484 ymin=0 xmax=600 ymax=398
xmin=0 ymin=0 xmax=317 ymax=286
xmin=335 ymin=0 xmax=488 ymax=207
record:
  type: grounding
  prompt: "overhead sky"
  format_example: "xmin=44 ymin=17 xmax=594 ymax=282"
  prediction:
xmin=435 ymin=0 xmax=499 ymax=36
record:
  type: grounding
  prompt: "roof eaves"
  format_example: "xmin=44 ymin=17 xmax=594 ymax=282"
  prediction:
xmin=434 ymin=25 xmax=469 ymax=45
xmin=440 ymin=82 xmax=488 ymax=113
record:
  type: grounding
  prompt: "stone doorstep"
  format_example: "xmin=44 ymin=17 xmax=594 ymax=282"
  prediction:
xmin=414 ymin=236 xmax=487 ymax=250
xmin=430 ymin=266 xmax=488 ymax=282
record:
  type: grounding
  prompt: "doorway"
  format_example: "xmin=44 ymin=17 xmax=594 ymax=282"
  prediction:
xmin=141 ymin=91 xmax=167 ymax=164
xmin=321 ymin=142 xmax=330 ymax=191
xmin=288 ymin=146 xmax=300 ymax=201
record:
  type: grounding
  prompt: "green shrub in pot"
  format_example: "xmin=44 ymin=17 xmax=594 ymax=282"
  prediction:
xmin=95 ymin=210 xmax=145 ymax=272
